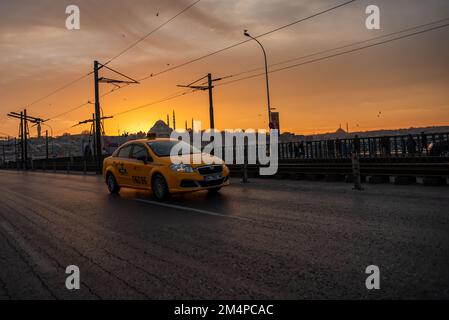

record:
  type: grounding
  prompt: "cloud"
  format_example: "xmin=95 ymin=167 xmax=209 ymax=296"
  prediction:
xmin=0 ymin=0 xmax=448 ymax=134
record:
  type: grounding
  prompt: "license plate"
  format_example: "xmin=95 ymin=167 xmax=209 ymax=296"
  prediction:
xmin=204 ymin=174 xmax=221 ymax=181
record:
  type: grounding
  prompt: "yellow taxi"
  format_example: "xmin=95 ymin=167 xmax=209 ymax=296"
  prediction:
xmin=103 ymin=138 xmax=230 ymax=199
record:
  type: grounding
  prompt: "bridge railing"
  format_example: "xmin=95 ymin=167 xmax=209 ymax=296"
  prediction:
xmin=215 ymin=132 xmax=449 ymax=162
xmin=0 ymin=156 xmax=102 ymax=173
xmin=1 ymin=132 xmax=448 ymax=170
xmin=274 ymin=132 xmax=449 ymax=160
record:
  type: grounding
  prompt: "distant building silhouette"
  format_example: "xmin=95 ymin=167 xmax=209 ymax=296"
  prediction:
xmin=148 ymin=120 xmax=172 ymax=138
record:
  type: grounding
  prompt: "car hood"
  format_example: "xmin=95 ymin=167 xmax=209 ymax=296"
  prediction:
xmin=159 ymin=153 xmax=225 ymax=168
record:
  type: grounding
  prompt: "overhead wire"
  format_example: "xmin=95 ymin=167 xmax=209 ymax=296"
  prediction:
xmin=138 ymin=0 xmax=358 ymax=81
xmin=106 ymin=20 xmax=449 ymax=119
xmin=9 ymin=0 xmax=202 ymax=114
xmin=44 ymin=0 xmax=358 ymax=125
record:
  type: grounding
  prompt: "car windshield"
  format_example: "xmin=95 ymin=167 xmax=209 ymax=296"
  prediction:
xmin=147 ymin=140 xmax=201 ymax=157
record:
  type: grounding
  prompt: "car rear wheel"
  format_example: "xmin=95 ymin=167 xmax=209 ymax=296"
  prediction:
xmin=152 ymin=174 xmax=170 ymax=200
xmin=107 ymin=173 xmax=120 ymax=194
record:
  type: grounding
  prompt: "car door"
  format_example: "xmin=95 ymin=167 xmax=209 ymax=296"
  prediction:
xmin=114 ymin=144 xmax=133 ymax=186
xmin=128 ymin=143 xmax=153 ymax=189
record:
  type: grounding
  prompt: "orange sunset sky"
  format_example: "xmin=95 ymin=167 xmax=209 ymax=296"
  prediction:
xmin=0 ymin=0 xmax=448 ymax=137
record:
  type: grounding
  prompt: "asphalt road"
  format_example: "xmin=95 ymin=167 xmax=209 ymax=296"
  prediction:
xmin=0 ymin=170 xmax=448 ymax=299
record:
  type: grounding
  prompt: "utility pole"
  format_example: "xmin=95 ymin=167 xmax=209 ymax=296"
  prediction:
xmin=173 ymin=110 xmax=176 ymax=130
xmin=14 ymin=137 xmax=17 ymax=163
xmin=8 ymin=110 xmax=45 ymax=170
xmin=20 ymin=111 xmax=24 ymax=169
xmin=71 ymin=113 xmax=113 ymax=160
xmin=45 ymin=130 xmax=49 ymax=161
xmin=177 ymin=73 xmax=224 ymax=130
xmin=93 ymin=60 xmax=139 ymax=173
xmin=93 ymin=60 xmax=102 ymax=172
xmin=92 ymin=113 xmax=96 ymax=159
xmin=207 ymin=74 xmax=215 ymax=129
xmin=24 ymin=109 xmax=28 ymax=170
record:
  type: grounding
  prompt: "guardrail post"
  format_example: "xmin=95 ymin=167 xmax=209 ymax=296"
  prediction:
xmin=351 ymin=152 xmax=363 ymax=191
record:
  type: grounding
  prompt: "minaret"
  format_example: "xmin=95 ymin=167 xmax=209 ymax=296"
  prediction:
xmin=172 ymin=110 xmax=176 ymax=130
xmin=185 ymin=120 xmax=188 ymax=130
xmin=166 ymin=114 xmax=170 ymax=127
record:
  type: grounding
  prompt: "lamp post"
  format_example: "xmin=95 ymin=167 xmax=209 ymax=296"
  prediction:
xmin=244 ymin=30 xmax=272 ymax=128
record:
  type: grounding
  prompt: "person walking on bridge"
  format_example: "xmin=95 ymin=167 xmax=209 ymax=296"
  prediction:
xmin=420 ymin=132 xmax=428 ymax=155
xmin=406 ymin=134 xmax=417 ymax=156
xmin=353 ymin=135 xmax=361 ymax=155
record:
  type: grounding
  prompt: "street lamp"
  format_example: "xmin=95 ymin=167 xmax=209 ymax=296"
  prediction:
xmin=244 ymin=29 xmax=272 ymax=128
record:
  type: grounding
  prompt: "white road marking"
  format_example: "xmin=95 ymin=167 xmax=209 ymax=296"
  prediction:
xmin=134 ymin=199 xmax=251 ymax=221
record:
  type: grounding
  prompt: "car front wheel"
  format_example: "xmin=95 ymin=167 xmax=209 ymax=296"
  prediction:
xmin=152 ymin=174 xmax=170 ymax=200
xmin=107 ymin=173 xmax=120 ymax=194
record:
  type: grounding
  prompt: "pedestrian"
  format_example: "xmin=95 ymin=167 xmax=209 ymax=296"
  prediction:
xmin=335 ymin=138 xmax=342 ymax=158
xmin=288 ymin=142 xmax=293 ymax=159
xmin=353 ymin=135 xmax=361 ymax=155
xmin=293 ymin=143 xmax=299 ymax=158
xmin=380 ymin=136 xmax=390 ymax=157
xmin=327 ymin=140 xmax=335 ymax=159
xmin=420 ymin=132 xmax=428 ymax=155
xmin=406 ymin=134 xmax=417 ymax=156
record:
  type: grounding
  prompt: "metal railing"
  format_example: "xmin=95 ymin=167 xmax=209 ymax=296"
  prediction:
xmin=1 ymin=132 xmax=448 ymax=171
xmin=276 ymin=132 xmax=449 ymax=160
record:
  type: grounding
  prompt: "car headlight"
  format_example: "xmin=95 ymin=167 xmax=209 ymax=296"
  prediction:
xmin=169 ymin=163 xmax=194 ymax=173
